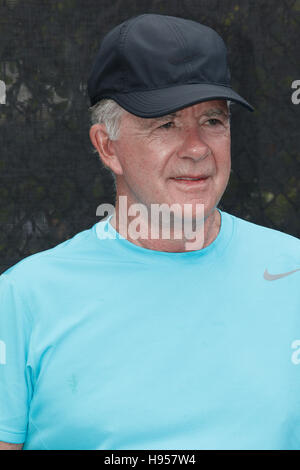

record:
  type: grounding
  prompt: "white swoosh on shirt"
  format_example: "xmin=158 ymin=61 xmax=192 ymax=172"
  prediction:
xmin=263 ymin=268 xmax=300 ymax=281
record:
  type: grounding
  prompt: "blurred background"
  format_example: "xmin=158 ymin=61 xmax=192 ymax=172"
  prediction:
xmin=0 ymin=0 xmax=299 ymax=274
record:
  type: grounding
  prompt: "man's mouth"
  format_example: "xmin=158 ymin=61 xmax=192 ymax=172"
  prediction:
xmin=173 ymin=177 xmax=206 ymax=180
xmin=170 ymin=175 xmax=210 ymax=185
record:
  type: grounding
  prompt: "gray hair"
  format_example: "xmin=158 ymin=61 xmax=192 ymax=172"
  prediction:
xmin=89 ymin=98 xmax=232 ymax=187
xmin=90 ymin=98 xmax=125 ymax=141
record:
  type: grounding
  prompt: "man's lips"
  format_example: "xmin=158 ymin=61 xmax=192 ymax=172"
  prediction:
xmin=170 ymin=175 xmax=210 ymax=186
xmin=172 ymin=175 xmax=209 ymax=180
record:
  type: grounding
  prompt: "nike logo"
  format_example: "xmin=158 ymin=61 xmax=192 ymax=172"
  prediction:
xmin=264 ymin=268 xmax=300 ymax=281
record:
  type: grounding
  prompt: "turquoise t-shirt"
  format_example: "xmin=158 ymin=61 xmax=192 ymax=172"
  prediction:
xmin=0 ymin=209 xmax=299 ymax=450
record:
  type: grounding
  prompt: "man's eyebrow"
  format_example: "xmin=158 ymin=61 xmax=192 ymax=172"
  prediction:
xmin=140 ymin=112 xmax=178 ymax=128
xmin=139 ymin=107 xmax=229 ymax=128
xmin=143 ymin=108 xmax=230 ymax=127
xmin=201 ymin=107 xmax=229 ymax=118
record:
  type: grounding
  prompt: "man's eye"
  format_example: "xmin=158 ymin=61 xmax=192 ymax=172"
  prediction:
xmin=206 ymin=118 xmax=222 ymax=126
xmin=159 ymin=121 xmax=174 ymax=129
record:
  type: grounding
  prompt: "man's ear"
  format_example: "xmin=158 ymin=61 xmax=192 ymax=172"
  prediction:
xmin=89 ymin=123 xmax=123 ymax=176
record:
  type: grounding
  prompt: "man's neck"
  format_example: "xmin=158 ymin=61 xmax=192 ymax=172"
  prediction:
xmin=109 ymin=202 xmax=221 ymax=253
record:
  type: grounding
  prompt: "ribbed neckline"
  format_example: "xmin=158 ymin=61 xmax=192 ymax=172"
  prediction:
xmin=93 ymin=209 xmax=234 ymax=263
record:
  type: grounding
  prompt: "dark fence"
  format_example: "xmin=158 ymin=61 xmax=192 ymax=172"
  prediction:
xmin=0 ymin=0 xmax=299 ymax=273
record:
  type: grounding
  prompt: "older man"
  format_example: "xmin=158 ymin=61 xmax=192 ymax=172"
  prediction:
xmin=90 ymin=98 xmax=231 ymax=252
xmin=0 ymin=14 xmax=299 ymax=451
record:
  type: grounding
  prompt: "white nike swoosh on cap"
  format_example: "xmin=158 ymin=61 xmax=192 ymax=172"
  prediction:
xmin=263 ymin=268 xmax=300 ymax=281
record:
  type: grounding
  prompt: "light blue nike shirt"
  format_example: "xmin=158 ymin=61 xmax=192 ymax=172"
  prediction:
xmin=0 ymin=209 xmax=299 ymax=450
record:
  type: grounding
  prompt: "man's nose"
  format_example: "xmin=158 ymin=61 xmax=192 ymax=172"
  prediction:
xmin=177 ymin=126 xmax=211 ymax=161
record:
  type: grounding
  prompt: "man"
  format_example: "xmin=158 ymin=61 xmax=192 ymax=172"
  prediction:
xmin=0 ymin=14 xmax=299 ymax=450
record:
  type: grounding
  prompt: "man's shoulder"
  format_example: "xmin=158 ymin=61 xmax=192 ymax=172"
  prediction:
xmin=230 ymin=211 xmax=299 ymax=240
xmin=227 ymin=211 xmax=300 ymax=259
xmin=1 ymin=222 xmax=98 ymax=283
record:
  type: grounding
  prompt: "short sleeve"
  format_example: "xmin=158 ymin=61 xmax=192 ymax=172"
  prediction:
xmin=0 ymin=273 xmax=33 ymax=444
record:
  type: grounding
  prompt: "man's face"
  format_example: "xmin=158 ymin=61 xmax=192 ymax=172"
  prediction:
xmin=110 ymin=99 xmax=231 ymax=219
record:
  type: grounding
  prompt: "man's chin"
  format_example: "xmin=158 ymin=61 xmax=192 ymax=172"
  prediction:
xmin=167 ymin=200 xmax=212 ymax=219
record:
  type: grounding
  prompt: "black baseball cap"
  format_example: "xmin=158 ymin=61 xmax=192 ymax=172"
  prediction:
xmin=88 ymin=13 xmax=254 ymax=117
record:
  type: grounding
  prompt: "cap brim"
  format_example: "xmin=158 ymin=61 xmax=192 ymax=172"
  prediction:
xmin=108 ymin=83 xmax=254 ymax=117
